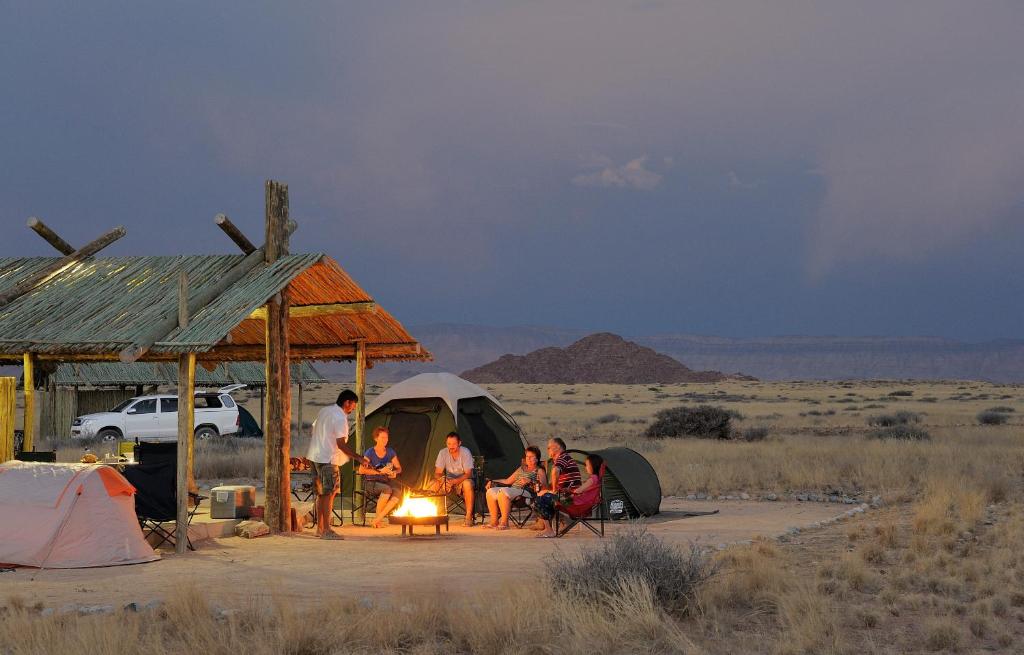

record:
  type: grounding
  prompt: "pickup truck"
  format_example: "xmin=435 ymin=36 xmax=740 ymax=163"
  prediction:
xmin=70 ymin=385 xmax=245 ymax=441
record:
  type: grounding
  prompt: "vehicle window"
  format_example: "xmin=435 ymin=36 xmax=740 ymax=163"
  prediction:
xmin=220 ymin=395 xmax=236 ymax=408
xmin=161 ymin=398 xmax=178 ymax=413
xmin=195 ymin=395 xmax=223 ymax=409
xmin=129 ymin=399 xmax=157 ymax=415
xmin=110 ymin=398 xmax=135 ymax=413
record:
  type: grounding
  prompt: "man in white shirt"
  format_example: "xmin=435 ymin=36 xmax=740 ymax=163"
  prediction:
xmin=307 ymin=389 xmax=370 ymax=540
xmin=429 ymin=432 xmax=475 ymax=527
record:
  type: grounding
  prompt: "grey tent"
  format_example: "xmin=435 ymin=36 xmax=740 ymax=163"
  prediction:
xmin=363 ymin=373 xmax=527 ymax=488
xmin=566 ymin=447 xmax=661 ymax=519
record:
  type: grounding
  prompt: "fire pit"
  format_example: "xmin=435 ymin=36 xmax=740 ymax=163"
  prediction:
xmin=389 ymin=493 xmax=449 ymax=536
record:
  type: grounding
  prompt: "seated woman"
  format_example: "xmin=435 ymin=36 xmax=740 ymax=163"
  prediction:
xmin=483 ymin=446 xmax=547 ymax=530
xmin=535 ymin=453 xmax=603 ymax=537
xmin=356 ymin=426 xmax=403 ymax=528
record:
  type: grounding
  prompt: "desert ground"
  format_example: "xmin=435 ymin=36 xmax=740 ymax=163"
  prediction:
xmin=5 ymin=379 xmax=1024 ymax=654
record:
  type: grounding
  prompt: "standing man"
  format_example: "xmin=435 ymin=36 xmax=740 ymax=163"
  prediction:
xmin=307 ymin=389 xmax=369 ymax=540
xmin=429 ymin=432 xmax=476 ymax=527
xmin=534 ymin=437 xmax=582 ymax=538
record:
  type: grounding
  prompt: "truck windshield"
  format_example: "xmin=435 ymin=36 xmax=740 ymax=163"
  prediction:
xmin=109 ymin=398 xmax=135 ymax=413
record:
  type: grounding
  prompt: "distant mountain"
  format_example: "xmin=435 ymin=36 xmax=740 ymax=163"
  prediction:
xmin=314 ymin=323 xmax=1024 ymax=383
xmin=461 ymin=333 xmax=754 ymax=384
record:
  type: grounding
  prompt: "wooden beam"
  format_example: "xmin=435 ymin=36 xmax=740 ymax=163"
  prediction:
xmin=176 ymin=352 xmax=195 ymax=554
xmin=118 ymin=223 xmax=296 ymax=363
xmin=263 ymin=180 xmax=292 ymax=534
xmin=0 ymin=226 xmax=126 ymax=308
xmin=22 ymin=353 xmax=35 ymax=452
xmin=27 ymin=217 xmax=75 ymax=255
xmin=0 ymin=377 xmax=14 ymax=463
xmin=178 ymin=271 xmax=189 ymax=330
xmin=354 ymin=340 xmax=366 ymax=523
xmin=214 ymin=213 xmax=257 ymax=255
xmin=246 ymin=302 xmax=376 ymax=321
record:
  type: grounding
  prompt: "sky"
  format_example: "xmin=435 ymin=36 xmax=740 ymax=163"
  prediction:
xmin=2 ymin=2 xmax=1023 ymax=341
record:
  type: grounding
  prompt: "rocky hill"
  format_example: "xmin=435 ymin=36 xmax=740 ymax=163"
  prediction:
xmin=460 ymin=333 xmax=754 ymax=384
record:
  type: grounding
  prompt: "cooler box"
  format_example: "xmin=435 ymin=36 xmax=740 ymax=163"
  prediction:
xmin=210 ymin=485 xmax=256 ymax=519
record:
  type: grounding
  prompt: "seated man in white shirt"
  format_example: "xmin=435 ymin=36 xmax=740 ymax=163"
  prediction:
xmin=428 ymin=432 xmax=475 ymax=527
xmin=307 ymin=389 xmax=370 ymax=540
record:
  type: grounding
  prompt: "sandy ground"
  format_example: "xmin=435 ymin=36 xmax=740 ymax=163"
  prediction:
xmin=3 ymin=499 xmax=843 ymax=609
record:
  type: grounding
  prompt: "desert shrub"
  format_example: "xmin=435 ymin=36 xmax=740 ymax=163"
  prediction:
xmin=595 ymin=413 xmax=621 ymax=424
xmin=985 ymin=405 xmax=1014 ymax=413
xmin=645 ymin=405 xmax=733 ymax=439
xmin=725 ymin=409 xmax=745 ymax=421
xmin=977 ymin=410 xmax=1009 ymax=425
xmin=510 ymin=410 xmax=529 ymax=417
xmin=869 ymin=425 xmax=931 ymax=441
xmin=547 ymin=526 xmax=714 ymax=616
xmin=742 ymin=426 xmax=770 ymax=442
xmin=867 ymin=411 xmax=921 ymax=427
xmin=888 ymin=390 xmax=914 ymax=397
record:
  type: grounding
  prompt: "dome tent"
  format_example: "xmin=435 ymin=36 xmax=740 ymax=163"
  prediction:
xmin=0 ymin=462 xmax=158 ymax=568
xmin=566 ymin=447 xmax=661 ymax=519
xmin=362 ymin=373 xmax=527 ymax=488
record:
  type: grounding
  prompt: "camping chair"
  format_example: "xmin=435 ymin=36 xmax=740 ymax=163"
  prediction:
xmin=350 ymin=474 xmax=407 ymax=526
xmin=554 ymin=463 xmax=607 ymax=538
xmin=123 ymin=442 xmax=205 ymax=550
xmin=508 ymin=490 xmax=537 ymax=528
xmin=439 ymin=456 xmax=484 ymax=524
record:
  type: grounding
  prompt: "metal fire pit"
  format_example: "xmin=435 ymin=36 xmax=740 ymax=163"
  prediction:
xmin=389 ymin=514 xmax=449 ymax=536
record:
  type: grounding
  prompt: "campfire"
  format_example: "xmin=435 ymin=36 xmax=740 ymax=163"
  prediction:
xmin=389 ymin=491 xmax=449 ymax=536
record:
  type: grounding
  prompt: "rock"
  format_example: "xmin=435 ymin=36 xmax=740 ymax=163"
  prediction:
xmin=696 ymin=493 xmax=707 ymax=500
xmin=78 ymin=605 xmax=114 ymax=616
xmin=786 ymin=527 xmax=801 ymax=535
xmin=795 ymin=493 xmax=808 ymax=502
xmin=124 ymin=602 xmax=140 ymax=612
xmin=870 ymin=496 xmax=883 ymax=508
xmin=843 ymin=497 xmax=855 ymax=504
xmin=765 ymin=493 xmax=778 ymax=501
xmin=829 ymin=495 xmax=840 ymax=503
xmin=235 ymin=520 xmax=270 ymax=539
xmin=143 ymin=599 xmax=164 ymax=612
xmin=40 ymin=608 xmax=54 ymax=617
xmin=740 ymin=492 xmax=750 ymax=500
xmin=685 ymin=494 xmax=696 ymax=501
xmin=716 ymin=495 xmax=726 ymax=501
xmin=809 ymin=522 xmax=822 ymax=529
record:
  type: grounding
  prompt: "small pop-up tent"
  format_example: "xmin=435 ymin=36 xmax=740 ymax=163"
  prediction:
xmin=362 ymin=373 xmax=527 ymax=487
xmin=0 ymin=461 xmax=158 ymax=568
xmin=567 ymin=447 xmax=661 ymax=519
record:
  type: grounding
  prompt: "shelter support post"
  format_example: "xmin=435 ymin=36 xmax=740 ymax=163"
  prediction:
xmin=354 ymin=341 xmax=366 ymax=522
xmin=0 ymin=377 xmax=15 ymax=462
xmin=263 ymin=179 xmax=292 ymax=533
xmin=22 ymin=353 xmax=35 ymax=452
xmin=176 ymin=353 xmax=195 ymax=554
xmin=296 ymin=380 xmax=303 ymax=440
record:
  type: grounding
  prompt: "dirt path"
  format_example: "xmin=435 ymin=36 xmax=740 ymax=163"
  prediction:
xmin=3 ymin=499 xmax=844 ymax=609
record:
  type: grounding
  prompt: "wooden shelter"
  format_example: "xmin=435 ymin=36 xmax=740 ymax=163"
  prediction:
xmin=0 ymin=181 xmax=430 ymax=553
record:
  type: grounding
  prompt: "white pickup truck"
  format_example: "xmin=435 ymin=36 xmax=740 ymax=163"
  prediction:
xmin=70 ymin=385 xmax=244 ymax=441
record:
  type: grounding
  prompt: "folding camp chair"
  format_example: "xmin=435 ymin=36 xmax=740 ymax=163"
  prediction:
xmin=554 ymin=464 xmax=606 ymax=538
xmin=508 ymin=491 xmax=537 ymax=528
xmin=123 ymin=442 xmax=206 ymax=550
xmin=14 ymin=451 xmax=56 ymax=462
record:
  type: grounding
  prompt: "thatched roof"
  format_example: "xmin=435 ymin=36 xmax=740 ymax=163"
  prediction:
xmin=0 ymin=253 xmax=429 ymax=363
xmin=50 ymin=361 xmax=327 ymax=388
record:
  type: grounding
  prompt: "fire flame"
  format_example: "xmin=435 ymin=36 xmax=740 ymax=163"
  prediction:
xmin=392 ymin=493 xmax=439 ymax=518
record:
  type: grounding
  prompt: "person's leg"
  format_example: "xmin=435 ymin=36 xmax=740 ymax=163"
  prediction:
xmin=462 ymin=479 xmax=475 ymax=526
xmin=372 ymin=489 xmax=391 ymax=528
xmin=497 ymin=491 xmax=512 ymax=528
xmin=316 ymin=494 xmax=330 ymax=536
xmin=485 ymin=488 xmax=500 ymax=527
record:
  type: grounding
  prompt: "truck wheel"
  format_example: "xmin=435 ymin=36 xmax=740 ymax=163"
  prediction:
xmin=97 ymin=429 xmax=121 ymax=442
xmin=195 ymin=426 xmax=218 ymax=441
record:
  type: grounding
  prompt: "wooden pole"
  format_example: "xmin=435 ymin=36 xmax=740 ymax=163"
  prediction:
xmin=214 ymin=214 xmax=257 ymax=254
xmin=27 ymin=217 xmax=75 ymax=255
xmin=0 ymin=226 xmax=126 ymax=308
xmin=296 ymin=378 xmax=303 ymax=440
xmin=354 ymin=341 xmax=366 ymax=522
xmin=22 ymin=353 xmax=36 ymax=452
xmin=263 ymin=180 xmax=292 ymax=533
xmin=175 ymin=353 xmax=196 ymax=554
xmin=0 ymin=377 xmax=15 ymax=462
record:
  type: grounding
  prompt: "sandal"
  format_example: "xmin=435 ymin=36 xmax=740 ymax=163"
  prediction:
xmin=320 ymin=531 xmax=344 ymax=540
xmin=535 ymin=532 xmax=556 ymax=539
xmin=496 ymin=524 xmax=509 ymax=531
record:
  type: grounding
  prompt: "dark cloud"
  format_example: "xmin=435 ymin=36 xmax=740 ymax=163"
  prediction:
xmin=2 ymin=1 xmax=1022 ymax=339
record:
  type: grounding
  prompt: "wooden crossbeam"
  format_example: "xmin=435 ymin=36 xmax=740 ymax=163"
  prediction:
xmin=214 ymin=214 xmax=257 ymax=254
xmin=27 ymin=217 xmax=75 ymax=255
xmin=246 ymin=302 xmax=376 ymax=321
xmin=0 ymin=226 xmax=126 ymax=308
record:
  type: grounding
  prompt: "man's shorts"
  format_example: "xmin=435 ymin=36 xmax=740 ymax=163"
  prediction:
xmin=312 ymin=462 xmax=340 ymax=496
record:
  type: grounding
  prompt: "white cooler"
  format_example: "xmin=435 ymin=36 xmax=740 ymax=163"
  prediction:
xmin=210 ymin=485 xmax=256 ymax=519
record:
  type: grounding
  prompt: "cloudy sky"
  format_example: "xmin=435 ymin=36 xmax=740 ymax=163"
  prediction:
xmin=2 ymin=2 xmax=1022 ymax=340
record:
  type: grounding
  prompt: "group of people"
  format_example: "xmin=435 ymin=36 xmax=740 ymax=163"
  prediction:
xmin=306 ymin=389 xmax=601 ymax=540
